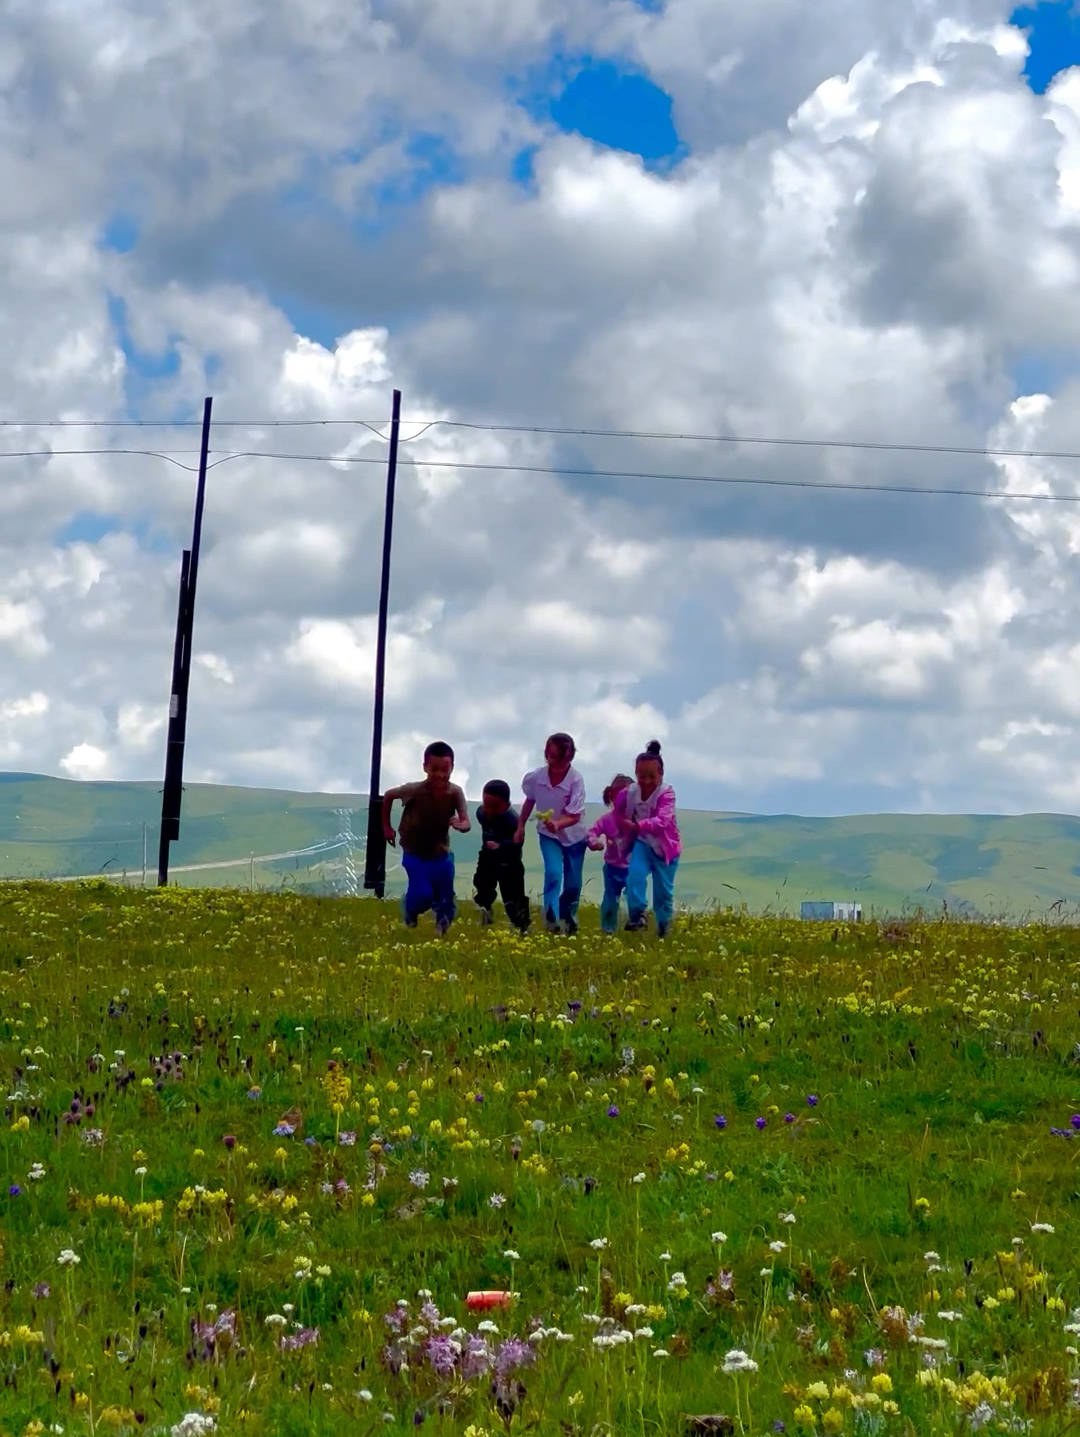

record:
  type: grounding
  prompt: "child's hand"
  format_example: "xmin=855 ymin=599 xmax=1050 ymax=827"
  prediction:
xmin=587 ymin=836 xmax=605 ymax=851
xmin=513 ymin=826 xmax=526 ymax=845
xmin=485 ymin=840 xmax=500 ymax=850
xmin=383 ymin=824 xmax=397 ymax=847
xmin=450 ymin=815 xmax=470 ymax=832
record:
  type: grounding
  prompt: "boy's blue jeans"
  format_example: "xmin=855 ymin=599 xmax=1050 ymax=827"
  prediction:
xmin=538 ymin=835 xmax=587 ymax=926
xmin=402 ymin=852 xmax=456 ymax=926
xmin=627 ymin=841 xmax=679 ymax=934
xmin=600 ymin=864 xmax=629 ymax=934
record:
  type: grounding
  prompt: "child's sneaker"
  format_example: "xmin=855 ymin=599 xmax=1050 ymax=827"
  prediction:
xmin=434 ymin=917 xmax=451 ymax=937
xmin=624 ymin=918 xmax=647 ymax=933
xmin=543 ymin=911 xmax=560 ymax=934
xmin=563 ymin=915 xmax=578 ymax=938
xmin=478 ymin=908 xmax=494 ymax=926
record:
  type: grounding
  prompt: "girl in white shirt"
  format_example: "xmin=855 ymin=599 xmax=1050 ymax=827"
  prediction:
xmin=515 ymin=732 xmax=588 ymax=935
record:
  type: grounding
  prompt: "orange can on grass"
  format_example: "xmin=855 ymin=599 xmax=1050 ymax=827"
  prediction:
xmin=466 ymin=1291 xmax=513 ymax=1311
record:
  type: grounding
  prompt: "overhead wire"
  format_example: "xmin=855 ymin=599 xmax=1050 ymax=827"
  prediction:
xmin=1 ymin=415 xmax=1080 ymax=463
xmin=0 ymin=443 xmax=1078 ymax=503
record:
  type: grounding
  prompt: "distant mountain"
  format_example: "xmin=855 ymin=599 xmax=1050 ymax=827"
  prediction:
xmin=1 ymin=772 xmax=1078 ymax=919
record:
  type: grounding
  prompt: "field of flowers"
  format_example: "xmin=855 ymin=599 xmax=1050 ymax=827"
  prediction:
xmin=1 ymin=884 xmax=1080 ymax=1436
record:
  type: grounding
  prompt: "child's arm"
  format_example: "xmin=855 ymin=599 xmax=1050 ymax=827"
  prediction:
xmin=514 ymin=797 xmax=535 ymax=844
xmin=550 ymin=770 xmax=585 ymax=832
xmin=449 ymin=784 xmax=471 ymax=833
xmin=587 ymin=811 xmax=615 ymax=850
xmin=384 ymin=787 xmax=407 ymax=839
xmin=381 ymin=783 xmax=417 ymax=846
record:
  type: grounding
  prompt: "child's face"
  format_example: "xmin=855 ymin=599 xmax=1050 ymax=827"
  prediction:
xmin=545 ymin=741 xmax=570 ymax=769
xmin=424 ymin=755 xmax=453 ymax=788
xmin=636 ymin=758 xmax=662 ymax=793
xmin=482 ymin=794 xmax=510 ymax=818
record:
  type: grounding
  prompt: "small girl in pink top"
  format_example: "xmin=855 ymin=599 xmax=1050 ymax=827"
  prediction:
xmin=586 ymin=773 xmax=634 ymax=935
xmin=623 ymin=740 xmax=681 ymax=937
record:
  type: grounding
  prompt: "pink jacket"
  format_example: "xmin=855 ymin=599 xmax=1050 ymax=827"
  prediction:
xmin=627 ymin=782 xmax=681 ymax=865
xmin=587 ymin=791 xmax=634 ymax=869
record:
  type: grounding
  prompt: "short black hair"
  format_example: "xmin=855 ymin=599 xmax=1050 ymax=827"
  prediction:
xmin=424 ymin=740 xmax=455 ymax=764
xmin=482 ymin=779 xmax=511 ymax=803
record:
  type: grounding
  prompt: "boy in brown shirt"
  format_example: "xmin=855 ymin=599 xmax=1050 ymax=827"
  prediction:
xmin=382 ymin=740 xmax=470 ymax=934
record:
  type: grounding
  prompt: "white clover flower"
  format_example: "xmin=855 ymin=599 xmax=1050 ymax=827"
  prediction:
xmin=264 ymin=1314 xmax=287 ymax=1327
xmin=711 ymin=1231 xmax=728 ymax=1243
xmin=659 ymin=1251 xmax=672 ymax=1261
xmin=779 ymin=1212 xmax=796 ymax=1225
xmin=936 ymin=1311 xmax=963 ymax=1322
xmin=768 ymin=1241 xmax=787 ymax=1253
xmin=27 ymin=1163 xmax=45 ymax=1181
xmin=634 ymin=1326 xmax=654 ymax=1339
xmin=923 ymin=1251 xmax=940 ymax=1262
xmin=477 ymin=1320 xmax=499 ymax=1334
xmin=722 ymin=1349 xmax=759 ymax=1374
xmin=589 ymin=1238 xmax=609 ymax=1250
xmin=357 ymin=1390 xmax=373 ymax=1402
xmin=56 ymin=1249 xmax=80 ymax=1267
xmin=631 ymin=1173 xmax=647 ymax=1185
xmin=667 ymin=1271 xmax=687 ymax=1293
xmin=1031 ymin=1222 xmax=1055 ymax=1234
xmin=503 ymin=1250 xmax=520 ymax=1261
xmin=652 ymin=1348 xmax=670 ymax=1359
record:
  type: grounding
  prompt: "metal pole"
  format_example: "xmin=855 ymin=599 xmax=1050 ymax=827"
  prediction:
xmin=363 ymin=389 xmax=402 ymax=898
xmin=158 ymin=395 xmax=214 ymax=886
xmin=142 ymin=822 xmax=147 ymax=887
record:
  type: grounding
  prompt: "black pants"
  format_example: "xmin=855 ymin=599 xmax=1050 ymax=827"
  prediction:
xmin=474 ymin=850 xmax=530 ymax=930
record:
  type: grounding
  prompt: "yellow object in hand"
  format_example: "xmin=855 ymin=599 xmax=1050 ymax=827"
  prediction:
xmin=537 ymin=809 xmax=554 ymax=824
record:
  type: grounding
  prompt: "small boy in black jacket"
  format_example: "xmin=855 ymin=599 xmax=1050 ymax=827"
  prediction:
xmin=474 ymin=780 xmax=530 ymax=931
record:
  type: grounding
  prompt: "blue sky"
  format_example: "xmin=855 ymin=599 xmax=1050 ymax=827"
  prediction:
xmin=1013 ymin=1 xmax=1080 ymax=92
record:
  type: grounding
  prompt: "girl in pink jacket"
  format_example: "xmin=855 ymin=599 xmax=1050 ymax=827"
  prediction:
xmin=623 ymin=741 xmax=681 ymax=937
xmin=586 ymin=773 xmax=634 ymax=934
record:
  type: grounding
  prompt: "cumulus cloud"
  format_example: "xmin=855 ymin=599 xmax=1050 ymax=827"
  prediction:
xmin=4 ymin=0 xmax=1080 ymax=815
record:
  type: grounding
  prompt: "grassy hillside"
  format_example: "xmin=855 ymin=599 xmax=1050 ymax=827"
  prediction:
xmin=3 ymin=771 xmax=1080 ymax=917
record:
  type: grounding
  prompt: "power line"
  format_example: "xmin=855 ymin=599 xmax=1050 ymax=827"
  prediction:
xmin=3 ymin=415 xmax=1080 ymax=464
xmin=1 ymin=442 xmax=1079 ymax=503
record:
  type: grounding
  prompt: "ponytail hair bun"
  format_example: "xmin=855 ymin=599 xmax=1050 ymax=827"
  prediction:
xmin=636 ymin=740 xmax=665 ymax=773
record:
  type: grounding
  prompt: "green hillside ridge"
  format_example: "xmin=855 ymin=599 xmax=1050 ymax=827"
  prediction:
xmin=2 ymin=771 xmax=1079 ymax=918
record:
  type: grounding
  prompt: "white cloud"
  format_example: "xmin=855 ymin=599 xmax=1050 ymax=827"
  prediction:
xmin=60 ymin=743 xmax=111 ymax=781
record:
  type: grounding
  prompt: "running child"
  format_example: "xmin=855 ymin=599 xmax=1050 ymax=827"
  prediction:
xmin=515 ymin=732 xmax=587 ymax=935
xmin=586 ymin=773 xmax=634 ymax=935
xmin=382 ymin=740 xmax=470 ymax=935
xmin=623 ymin=740 xmax=681 ymax=937
xmin=474 ymin=780 xmax=530 ymax=932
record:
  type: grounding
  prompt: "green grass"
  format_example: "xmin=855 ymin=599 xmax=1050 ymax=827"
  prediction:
xmin=8 ymin=771 xmax=1080 ymax=916
xmin=0 ymin=886 xmax=1079 ymax=1433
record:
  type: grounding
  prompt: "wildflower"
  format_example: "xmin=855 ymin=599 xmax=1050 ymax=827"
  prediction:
xmin=339 ymin=1131 xmax=357 ymax=1146
xmin=8 ymin=1185 xmax=21 ymax=1197
xmin=488 ymin=1193 xmax=506 ymax=1210
xmin=27 ymin=1164 xmax=45 ymax=1181
xmin=667 ymin=1271 xmax=688 ymax=1296
xmin=784 ymin=1113 xmax=795 ymax=1124
xmin=222 ymin=1135 xmax=236 ymax=1150
xmin=1072 ymin=1114 xmax=1080 ymax=1130
xmin=712 ymin=1231 xmax=728 ymax=1243
xmin=409 ymin=1169 xmax=430 ymax=1190
xmin=714 ymin=1115 xmax=728 ymax=1129
xmin=769 ymin=1241 xmax=787 ymax=1253
xmin=589 ymin=1238 xmax=608 ymax=1250
xmin=864 ymin=1348 xmax=886 ymax=1368
xmin=171 ymin=1417 xmax=216 ymax=1437
xmin=607 ymin=1105 xmax=620 ymax=1118
xmin=755 ymin=1117 xmax=767 ymax=1130
xmin=272 ymin=1123 xmax=295 ymax=1138
xmin=870 ymin=1373 xmax=893 ymax=1395
xmin=1031 ymin=1222 xmax=1055 ymax=1233
xmin=264 ymin=1315 xmax=287 ymax=1327
xmin=503 ymin=1250 xmax=520 ymax=1261
xmin=722 ymin=1349 xmax=759 ymax=1373
xmin=652 ymin=1348 xmax=670 ymax=1358
xmin=279 ymin=1326 xmax=319 ymax=1352
xmin=57 ymin=1250 xmax=80 ymax=1267
xmin=632 ymin=1173 xmax=647 ymax=1185
xmin=32 ymin=1282 xmax=49 ymax=1299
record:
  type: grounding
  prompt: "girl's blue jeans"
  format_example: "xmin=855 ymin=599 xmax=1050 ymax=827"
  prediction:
xmin=627 ymin=841 xmax=679 ymax=935
xmin=600 ymin=864 xmax=629 ymax=934
xmin=537 ymin=835 xmax=587 ymax=925
xmin=401 ymin=852 xmax=456 ymax=926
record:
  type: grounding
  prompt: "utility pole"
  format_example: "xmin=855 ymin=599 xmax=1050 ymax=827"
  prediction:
xmin=363 ymin=389 xmax=402 ymax=899
xmin=158 ymin=396 xmax=213 ymax=886
xmin=142 ymin=822 xmax=147 ymax=887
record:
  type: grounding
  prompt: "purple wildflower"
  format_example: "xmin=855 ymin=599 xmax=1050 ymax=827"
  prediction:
xmin=784 ymin=1113 xmax=795 ymax=1124
xmin=303 ymin=1136 xmax=317 ymax=1148
xmin=474 ymin=1092 xmax=485 ymax=1104
xmin=1072 ymin=1114 xmax=1080 ymax=1131
xmin=424 ymin=1333 xmax=459 ymax=1378
xmin=714 ymin=1114 xmax=728 ymax=1130
xmin=279 ymin=1326 xmax=319 ymax=1352
xmin=419 ymin=1300 xmax=441 ymax=1327
xmin=33 ymin=1282 xmax=50 ymax=1299
xmin=246 ymin=1087 xmax=262 ymax=1100
xmin=8 ymin=1185 xmax=21 ymax=1197
xmin=806 ymin=1094 xmax=818 ymax=1107
xmin=607 ymin=1105 xmax=620 ymax=1118
xmin=755 ymin=1117 xmax=767 ymax=1131
xmin=462 ymin=1334 xmax=494 ymax=1380
xmin=338 ymin=1130 xmax=357 ymax=1146
xmin=495 ymin=1337 xmax=535 ymax=1376
xmin=272 ymin=1123 xmax=295 ymax=1138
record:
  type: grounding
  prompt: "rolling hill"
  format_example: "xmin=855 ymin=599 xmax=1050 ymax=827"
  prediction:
xmin=2 ymin=771 xmax=1080 ymax=919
